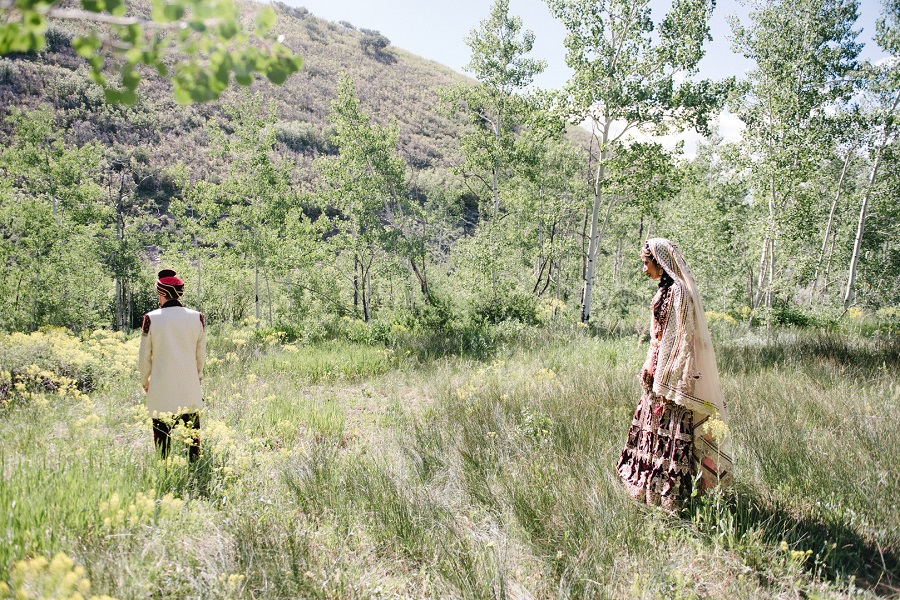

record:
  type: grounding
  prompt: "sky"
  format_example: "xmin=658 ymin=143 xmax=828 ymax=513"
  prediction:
xmin=284 ymin=0 xmax=887 ymax=88
xmin=281 ymin=0 xmax=889 ymax=154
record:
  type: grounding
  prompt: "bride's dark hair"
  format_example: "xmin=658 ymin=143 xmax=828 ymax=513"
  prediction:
xmin=641 ymin=242 xmax=673 ymax=288
xmin=640 ymin=242 xmax=657 ymax=265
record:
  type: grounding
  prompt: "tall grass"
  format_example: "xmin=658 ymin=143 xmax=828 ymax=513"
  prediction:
xmin=0 ymin=325 xmax=896 ymax=598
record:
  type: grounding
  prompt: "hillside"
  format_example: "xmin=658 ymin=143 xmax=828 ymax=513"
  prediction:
xmin=0 ymin=0 xmax=473 ymax=206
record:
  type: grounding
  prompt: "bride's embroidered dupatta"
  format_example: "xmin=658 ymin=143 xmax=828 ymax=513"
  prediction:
xmin=647 ymin=238 xmax=734 ymax=490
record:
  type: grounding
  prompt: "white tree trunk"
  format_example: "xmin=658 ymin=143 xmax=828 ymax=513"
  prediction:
xmin=753 ymin=235 xmax=769 ymax=309
xmin=844 ymin=90 xmax=900 ymax=310
xmin=266 ymin=270 xmax=273 ymax=327
xmin=767 ymin=237 xmax=775 ymax=309
xmin=581 ymin=179 xmax=603 ymax=322
xmin=115 ymin=278 xmax=124 ymax=331
xmin=844 ymin=150 xmax=884 ymax=310
xmin=492 ymin=167 xmax=500 ymax=217
xmin=811 ymin=149 xmax=853 ymax=300
xmin=580 ymin=124 xmax=611 ymax=323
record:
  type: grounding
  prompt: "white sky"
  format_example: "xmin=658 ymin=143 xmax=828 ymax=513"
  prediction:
xmin=282 ymin=0 xmax=886 ymax=87
xmin=280 ymin=0 xmax=888 ymax=156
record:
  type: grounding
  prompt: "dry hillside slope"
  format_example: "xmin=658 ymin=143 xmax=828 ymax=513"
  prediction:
xmin=0 ymin=0 xmax=474 ymax=208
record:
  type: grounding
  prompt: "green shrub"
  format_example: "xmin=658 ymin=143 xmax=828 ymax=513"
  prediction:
xmin=0 ymin=328 xmax=138 ymax=407
xmin=472 ymin=293 xmax=540 ymax=326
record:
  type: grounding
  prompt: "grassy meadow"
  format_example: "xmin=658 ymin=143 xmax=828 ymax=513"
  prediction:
xmin=0 ymin=321 xmax=897 ymax=599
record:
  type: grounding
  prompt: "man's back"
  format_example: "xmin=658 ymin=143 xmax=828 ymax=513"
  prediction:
xmin=138 ymin=303 xmax=206 ymax=417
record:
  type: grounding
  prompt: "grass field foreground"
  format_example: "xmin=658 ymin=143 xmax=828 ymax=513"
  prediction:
xmin=0 ymin=324 xmax=897 ymax=599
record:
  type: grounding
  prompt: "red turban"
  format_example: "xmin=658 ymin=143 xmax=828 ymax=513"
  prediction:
xmin=156 ymin=269 xmax=185 ymax=300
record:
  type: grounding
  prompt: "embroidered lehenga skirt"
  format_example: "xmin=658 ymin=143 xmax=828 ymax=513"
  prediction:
xmin=617 ymin=391 xmax=695 ymax=511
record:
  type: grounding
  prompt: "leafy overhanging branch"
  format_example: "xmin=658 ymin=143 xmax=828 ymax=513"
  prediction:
xmin=0 ymin=0 xmax=303 ymax=103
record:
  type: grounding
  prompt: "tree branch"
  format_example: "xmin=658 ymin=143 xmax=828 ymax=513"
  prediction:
xmin=47 ymin=7 xmax=143 ymax=26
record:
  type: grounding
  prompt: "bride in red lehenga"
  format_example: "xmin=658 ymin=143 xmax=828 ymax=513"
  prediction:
xmin=617 ymin=238 xmax=734 ymax=511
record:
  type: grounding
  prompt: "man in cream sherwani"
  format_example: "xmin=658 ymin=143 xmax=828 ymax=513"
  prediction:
xmin=138 ymin=269 xmax=206 ymax=461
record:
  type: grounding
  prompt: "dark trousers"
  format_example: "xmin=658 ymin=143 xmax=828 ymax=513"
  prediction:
xmin=152 ymin=413 xmax=200 ymax=462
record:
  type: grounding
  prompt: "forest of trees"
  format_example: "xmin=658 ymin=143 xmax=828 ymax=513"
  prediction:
xmin=1 ymin=0 xmax=898 ymax=336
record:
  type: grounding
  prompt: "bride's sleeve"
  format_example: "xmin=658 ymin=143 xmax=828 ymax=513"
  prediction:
xmin=673 ymin=286 xmax=698 ymax=396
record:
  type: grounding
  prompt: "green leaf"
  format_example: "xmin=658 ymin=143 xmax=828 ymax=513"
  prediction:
xmin=104 ymin=0 xmax=126 ymax=17
xmin=217 ymin=20 xmax=238 ymax=40
xmin=152 ymin=0 xmax=185 ymax=23
xmin=23 ymin=30 xmax=42 ymax=51
xmin=163 ymin=4 xmax=185 ymax=22
xmin=189 ymin=81 xmax=217 ymax=102
xmin=72 ymin=35 xmax=101 ymax=58
xmin=25 ymin=12 xmax=45 ymax=29
xmin=265 ymin=65 xmax=288 ymax=85
xmin=263 ymin=51 xmax=301 ymax=84
xmin=172 ymin=82 xmax=192 ymax=104
xmin=15 ymin=0 xmax=51 ymax=9
xmin=121 ymin=66 xmax=140 ymax=90
xmin=121 ymin=23 xmax=141 ymax=44
xmin=210 ymin=52 xmax=231 ymax=88
xmin=103 ymin=88 xmax=121 ymax=103
xmin=191 ymin=0 xmax=218 ymax=21
xmin=150 ymin=0 xmax=167 ymax=22
xmin=255 ymin=7 xmax=276 ymax=35
xmin=90 ymin=72 xmax=107 ymax=88
xmin=0 ymin=24 xmax=22 ymax=54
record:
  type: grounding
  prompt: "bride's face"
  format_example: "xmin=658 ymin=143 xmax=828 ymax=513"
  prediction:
xmin=642 ymin=255 xmax=663 ymax=280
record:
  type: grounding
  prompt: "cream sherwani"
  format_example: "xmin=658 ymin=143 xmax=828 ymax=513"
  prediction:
xmin=138 ymin=302 xmax=206 ymax=417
